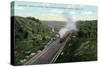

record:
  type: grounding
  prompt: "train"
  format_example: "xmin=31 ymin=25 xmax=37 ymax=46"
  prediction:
xmin=59 ymin=31 xmax=69 ymax=43
xmin=58 ymin=28 xmax=70 ymax=43
xmin=52 ymin=28 xmax=70 ymax=43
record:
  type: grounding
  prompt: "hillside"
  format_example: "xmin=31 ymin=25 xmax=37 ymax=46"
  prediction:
xmin=55 ymin=20 xmax=97 ymax=62
xmin=12 ymin=16 xmax=57 ymax=65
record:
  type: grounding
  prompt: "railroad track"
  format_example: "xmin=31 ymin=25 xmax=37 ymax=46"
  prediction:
xmin=24 ymin=34 xmax=70 ymax=65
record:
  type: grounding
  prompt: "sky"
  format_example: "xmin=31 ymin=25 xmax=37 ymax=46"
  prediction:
xmin=11 ymin=1 xmax=98 ymax=21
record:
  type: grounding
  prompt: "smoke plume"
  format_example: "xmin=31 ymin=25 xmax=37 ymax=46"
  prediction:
xmin=59 ymin=15 xmax=77 ymax=38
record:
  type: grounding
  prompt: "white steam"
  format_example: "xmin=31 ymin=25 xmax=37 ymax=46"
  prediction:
xmin=59 ymin=15 xmax=77 ymax=38
xmin=65 ymin=15 xmax=77 ymax=31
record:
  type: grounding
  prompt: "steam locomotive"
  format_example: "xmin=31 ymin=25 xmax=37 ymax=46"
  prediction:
xmin=59 ymin=32 xmax=69 ymax=43
xmin=53 ymin=31 xmax=69 ymax=43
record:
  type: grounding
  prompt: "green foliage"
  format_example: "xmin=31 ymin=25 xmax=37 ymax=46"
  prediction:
xmin=55 ymin=20 xmax=97 ymax=63
xmin=13 ymin=16 xmax=56 ymax=65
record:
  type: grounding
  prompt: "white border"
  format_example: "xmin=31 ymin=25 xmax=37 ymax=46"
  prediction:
xmin=0 ymin=0 xmax=100 ymax=67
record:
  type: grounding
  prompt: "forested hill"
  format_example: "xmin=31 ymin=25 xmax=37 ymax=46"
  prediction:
xmin=55 ymin=20 xmax=97 ymax=63
xmin=11 ymin=16 xmax=56 ymax=65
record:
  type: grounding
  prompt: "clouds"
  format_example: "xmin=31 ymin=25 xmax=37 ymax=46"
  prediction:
xmin=48 ymin=9 xmax=64 ymax=16
xmin=50 ymin=9 xmax=64 ymax=14
xmin=67 ymin=10 xmax=95 ymax=16
xmin=13 ymin=2 xmax=97 ymax=20
xmin=84 ymin=11 xmax=93 ymax=15
xmin=43 ymin=9 xmax=65 ymax=17
xmin=14 ymin=6 xmax=24 ymax=10
xmin=69 ymin=11 xmax=77 ymax=15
